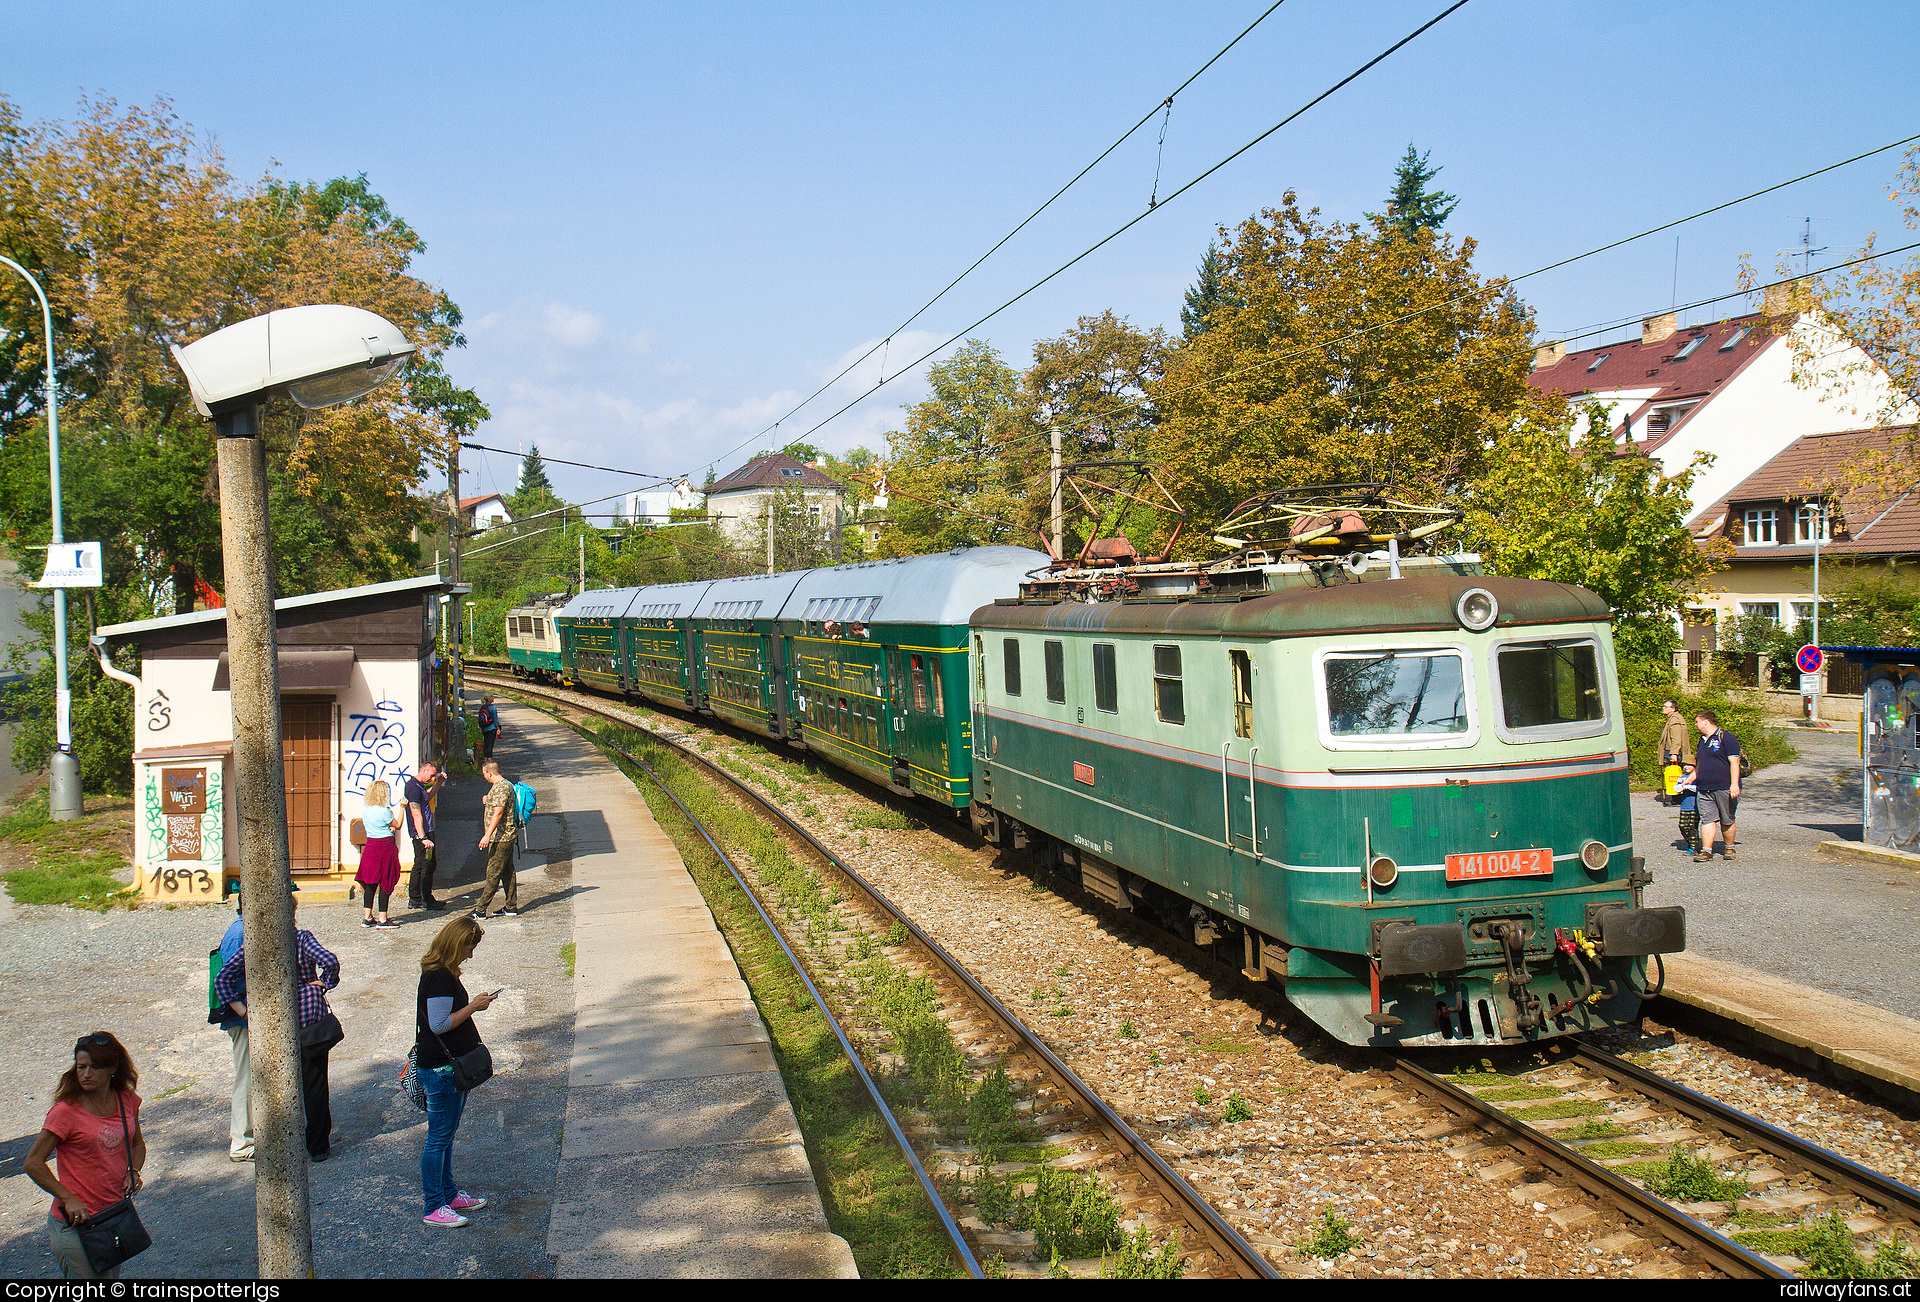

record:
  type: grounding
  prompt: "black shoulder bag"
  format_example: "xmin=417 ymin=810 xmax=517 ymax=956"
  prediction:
xmin=75 ymin=1094 xmax=152 ymax=1275
xmin=431 ymin=1025 xmax=494 ymax=1092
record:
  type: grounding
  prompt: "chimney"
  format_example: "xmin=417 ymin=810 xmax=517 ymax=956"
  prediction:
xmin=1641 ymin=312 xmax=1678 ymax=345
xmin=1532 ymin=340 xmax=1567 ymax=370
xmin=1764 ymin=279 xmax=1812 ymax=318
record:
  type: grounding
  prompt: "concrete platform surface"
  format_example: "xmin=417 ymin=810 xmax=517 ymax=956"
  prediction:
xmin=1659 ymin=951 xmax=1920 ymax=1104
xmin=507 ymin=702 xmax=857 ymax=1279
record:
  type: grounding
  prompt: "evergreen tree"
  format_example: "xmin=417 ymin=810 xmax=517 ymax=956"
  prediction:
xmin=517 ymin=445 xmax=553 ymax=497
xmin=1371 ymin=143 xmax=1459 ymax=239
xmin=1180 ymin=242 xmax=1238 ymax=341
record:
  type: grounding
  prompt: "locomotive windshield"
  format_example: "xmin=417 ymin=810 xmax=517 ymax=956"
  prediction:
xmin=1496 ymin=640 xmax=1604 ymax=729
xmin=1324 ymin=650 xmax=1468 ymax=736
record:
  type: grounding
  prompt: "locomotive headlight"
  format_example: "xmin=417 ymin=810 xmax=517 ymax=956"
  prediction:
xmin=1368 ymin=855 xmax=1399 ymax=889
xmin=1579 ymin=839 xmax=1610 ymax=871
xmin=1456 ymin=588 xmax=1499 ymax=632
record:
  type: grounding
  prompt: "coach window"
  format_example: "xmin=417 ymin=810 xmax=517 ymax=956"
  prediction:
xmin=930 ymin=662 xmax=945 ymax=716
xmin=1230 ymin=650 xmax=1253 ymax=739
xmin=1153 ymin=645 xmax=1184 ymax=725
xmin=1044 ymin=640 xmax=1066 ymax=704
xmin=1003 ymin=639 xmax=1022 ymax=697
xmin=911 ymin=654 xmax=931 ymax=712
xmin=1092 ymin=644 xmax=1117 ymax=713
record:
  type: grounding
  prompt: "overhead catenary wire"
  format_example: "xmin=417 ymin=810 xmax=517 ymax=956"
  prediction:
xmin=694 ymin=0 xmax=1294 ymax=475
xmin=731 ymin=2 xmax=1472 ymax=460
xmin=462 ymin=440 xmax=676 ymax=484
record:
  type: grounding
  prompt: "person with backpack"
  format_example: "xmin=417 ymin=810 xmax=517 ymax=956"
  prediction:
xmin=473 ymin=758 xmax=521 ymax=919
xmin=1692 ymin=709 xmax=1743 ymax=862
xmin=211 ymin=895 xmax=252 ymax=1162
xmin=477 ymin=696 xmax=502 ymax=760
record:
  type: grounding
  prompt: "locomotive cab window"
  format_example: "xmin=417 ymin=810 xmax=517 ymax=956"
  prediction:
xmin=1092 ymin=644 xmax=1117 ymax=713
xmin=1319 ymin=647 xmax=1475 ymax=748
xmin=1044 ymin=641 xmax=1066 ymax=704
xmin=1492 ymin=638 xmax=1607 ymax=740
xmin=1230 ymin=649 xmax=1253 ymax=739
xmin=1153 ymin=645 xmax=1184 ymax=725
xmin=1003 ymin=639 xmax=1022 ymax=697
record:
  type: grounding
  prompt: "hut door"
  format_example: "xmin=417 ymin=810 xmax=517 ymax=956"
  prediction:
xmin=281 ymin=697 xmax=333 ymax=873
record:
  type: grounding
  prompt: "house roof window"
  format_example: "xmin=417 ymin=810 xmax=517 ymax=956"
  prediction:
xmin=1673 ymin=336 xmax=1704 ymax=360
xmin=1585 ymin=353 xmax=1611 ymax=374
xmin=1718 ymin=327 xmax=1747 ymax=352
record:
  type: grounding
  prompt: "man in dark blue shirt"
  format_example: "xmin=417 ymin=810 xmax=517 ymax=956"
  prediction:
xmin=1692 ymin=710 xmax=1742 ymax=862
xmin=405 ymin=762 xmax=445 ymax=911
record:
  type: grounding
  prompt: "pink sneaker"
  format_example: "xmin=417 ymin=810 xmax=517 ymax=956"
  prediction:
xmin=450 ymin=1191 xmax=487 ymax=1211
xmin=422 ymin=1206 xmax=469 ymax=1227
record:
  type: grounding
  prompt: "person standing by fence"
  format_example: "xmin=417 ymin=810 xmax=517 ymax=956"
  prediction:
xmin=1692 ymin=710 xmax=1742 ymax=862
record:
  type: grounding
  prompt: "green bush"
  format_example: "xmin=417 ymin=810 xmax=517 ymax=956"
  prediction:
xmin=1301 ymin=1207 xmax=1360 ymax=1259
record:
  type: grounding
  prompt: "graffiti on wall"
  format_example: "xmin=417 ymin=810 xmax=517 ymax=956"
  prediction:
xmin=344 ymin=700 xmax=412 ymax=796
xmin=142 ymin=762 xmax=223 ymax=898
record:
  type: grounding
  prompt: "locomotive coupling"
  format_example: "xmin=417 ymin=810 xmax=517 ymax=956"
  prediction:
xmin=1583 ymin=904 xmax=1687 ymax=957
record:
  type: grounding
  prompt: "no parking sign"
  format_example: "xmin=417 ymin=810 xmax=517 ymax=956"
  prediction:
xmin=1797 ymin=645 xmax=1825 ymax=675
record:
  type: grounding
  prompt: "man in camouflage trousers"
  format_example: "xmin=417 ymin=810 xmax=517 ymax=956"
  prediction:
xmin=473 ymin=758 xmax=521 ymax=918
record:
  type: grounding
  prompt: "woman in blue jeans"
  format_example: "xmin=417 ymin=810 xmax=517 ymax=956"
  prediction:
xmin=416 ymin=915 xmax=495 ymax=1227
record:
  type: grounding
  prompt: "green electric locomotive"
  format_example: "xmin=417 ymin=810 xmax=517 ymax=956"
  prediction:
xmin=965 ymin=523 xmax=1684 ymax=1049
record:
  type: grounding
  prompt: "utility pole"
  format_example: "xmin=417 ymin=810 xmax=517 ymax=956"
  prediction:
xmin=1812 ymin=501 xmax=1824 ymax=721
xmin=444 ymin=438 xmax=466 ymax=761
xmin=215 ymin=407 xmax=314 ymax=1278
xmin=767 ymin=495 xmax=775 ymax=574
xmin=578 ymin=529 xmax=585 ymax=590
xmin=1050 ymin=426 xmax=1064 ymax=561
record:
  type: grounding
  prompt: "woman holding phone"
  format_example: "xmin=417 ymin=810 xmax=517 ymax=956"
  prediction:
xmin=416 ymin=915 xmax=495 ymax=1227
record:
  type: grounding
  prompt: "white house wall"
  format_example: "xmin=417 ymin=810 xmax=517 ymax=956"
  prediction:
xmin=1665 ymin=321 xmax=1914 ymax=521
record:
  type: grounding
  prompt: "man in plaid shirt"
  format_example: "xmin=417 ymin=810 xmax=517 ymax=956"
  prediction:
xmin=214 ymin=891 xmax=343 ymax=1161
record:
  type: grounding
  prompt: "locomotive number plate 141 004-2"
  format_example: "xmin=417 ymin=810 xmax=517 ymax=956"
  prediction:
xmin=1446 ymin=848 xmax=1553 ymax=882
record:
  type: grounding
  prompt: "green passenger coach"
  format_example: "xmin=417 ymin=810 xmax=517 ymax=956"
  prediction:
xmin=967 ymin=558 xmax=1685 ymax=1049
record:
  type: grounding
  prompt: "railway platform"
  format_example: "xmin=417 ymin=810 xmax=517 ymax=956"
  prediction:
xmin=499 ymin=701 xmax=858 ymax=1278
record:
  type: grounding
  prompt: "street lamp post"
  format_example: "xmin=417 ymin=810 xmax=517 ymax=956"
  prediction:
xmin=0 ymin=256 xmax=83 ymax=820
xmin=173 ymin=306 xmax=415 ymax=1277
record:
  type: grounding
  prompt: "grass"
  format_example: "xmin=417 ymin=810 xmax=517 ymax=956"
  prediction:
xmin=1574 ymin=1139 xmax=1658 ymax=1159
xmin=1567 ymin=1116 xmax=1628 ymax=1139
xmin=971 ymin=1166 xmax=1130 ymax=1261
xmin=1190 ymin=1037 xmax=1252 ymax=1056
xmin=1300 ymin=1208 xmax=1361 ymax=1259
xmin=1117 ymin=1020 xmax=1138 ymax=1039
xmin=1474 ymin=1084 xmax=1566 ymax=1102
xmin=1223 ymin=1091 xmax=1253 ymax=1123
xmin=560 ymin=942 xmax=575 ymax=978
xmin=1729 ymin=1215 xmax=1918 ymax=1279
xmin=1504 ymin=1099 xmax=1609 ymax=1121
xmin=1618 ymin=1147 xmax=1749 ymax=1202
xmin=1192 ymin=1085 xmax=1212 ymax=1106
xmin=847 ymin=807 xmax=920 ymax=832
xmin=593 ymin=721 xmax=961 ymax=1277
xmin=0 ymin=792 xmax=139 ymax=911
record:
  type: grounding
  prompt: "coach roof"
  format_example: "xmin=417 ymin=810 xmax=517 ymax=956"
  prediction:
xmin=971 ymin=574 xmax=1609 ymax=638
xmin=779 ymin=546 xmax=1049 ymax=627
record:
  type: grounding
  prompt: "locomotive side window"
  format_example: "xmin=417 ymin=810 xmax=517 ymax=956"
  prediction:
xmin=1324 ymin=650 xmax=1468 ymax=736
xmin=1092 ymin=644 xmax=1117 ymax=713
xmin=1230 ymin=649 xmax=1253 ymax=739
xmin=1044 ymin=641 xmax=1066 ymax=704
xmin=1003 ymin=639 xmax=1022 ymax=697
xmin=1495 ymin=640 xmax=1604 ymax=731
xmin=1153 ymin=645 xmax=1184 ymax=725
xmin=974 ymin=636 xmax=985 ymax=691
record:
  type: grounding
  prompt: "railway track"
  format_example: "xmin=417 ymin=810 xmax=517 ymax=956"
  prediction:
xmin=473 ymin=671 xmax=1278 ymax=1279
xmin=471 ymin=671 xmax=1920 ymax=1279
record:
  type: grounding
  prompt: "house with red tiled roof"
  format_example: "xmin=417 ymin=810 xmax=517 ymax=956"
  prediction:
xmin=705 ymin=453 xmax=846 ymax=548
xmin=1684 ymin=425 xmax=1920 ymax=640
xmin=459 ymin=493 xmax=512 ymax=531
xmin=1528 ymin=297 xmax=1915 ymax=525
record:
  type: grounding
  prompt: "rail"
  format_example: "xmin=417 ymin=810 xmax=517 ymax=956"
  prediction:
xmin=476 ymin=672 xmax=1279 ymax=1279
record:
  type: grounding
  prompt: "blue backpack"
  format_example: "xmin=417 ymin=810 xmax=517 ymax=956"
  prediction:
xmin=512 ymin=781 xmax=537 ymax=825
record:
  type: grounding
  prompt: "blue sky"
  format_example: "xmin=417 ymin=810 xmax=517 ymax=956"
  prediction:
xmin=11 ymin=1 xmax=1920 ymax=507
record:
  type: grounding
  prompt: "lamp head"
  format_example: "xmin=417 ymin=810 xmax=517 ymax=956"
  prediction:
xmin=170 ymin=305 xmax=415 ymax=418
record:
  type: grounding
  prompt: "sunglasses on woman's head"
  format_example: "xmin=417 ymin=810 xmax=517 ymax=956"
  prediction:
xmin=74 ymin=1033 xmax=114 ymax=1053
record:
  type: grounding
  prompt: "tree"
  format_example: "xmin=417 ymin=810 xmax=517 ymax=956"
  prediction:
xmin=1147 ymin=193 xmax=1536 ymax=550
xmin=512 ymin=445 xmax=555 ymax=505
xmin=1466 ymin=403 xmax=1727 ymax=662
xmin=741 ymin=484 xmax=841 ymax=572
xmin=876 ymin=340 xmax=1026 ymax=555
xmin=1180 ymin=242 xmax=1239 ymax=341
xmin=777 ymin=441 xmax=823 ymax=463
xmin=1370 ymin=143 xmax=1459 ymax=239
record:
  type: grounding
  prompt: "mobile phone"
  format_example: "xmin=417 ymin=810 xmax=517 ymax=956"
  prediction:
xmin=488 ymin=988 xmax=505 ymax=997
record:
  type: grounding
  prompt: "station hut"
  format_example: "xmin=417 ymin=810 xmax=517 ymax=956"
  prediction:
xmin=92 ymin=574 xmax=468 ymax=903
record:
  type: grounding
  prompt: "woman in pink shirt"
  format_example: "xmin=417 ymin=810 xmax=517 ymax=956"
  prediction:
xmin=24 ymin=1032 xmax=146 ymax=1279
